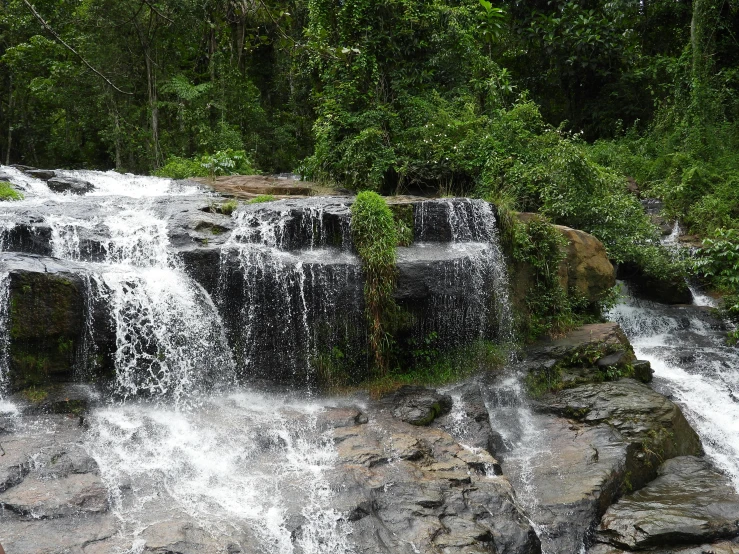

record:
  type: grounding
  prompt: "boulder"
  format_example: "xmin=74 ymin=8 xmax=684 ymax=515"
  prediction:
xmin=539 ymin=379 xmax=703 ymax=490
xmin=594 ymin=456 xmax=739 ymax=551
xmin=511 ymin=214 xmax=616 ymax=309
xmin=555 ymin=224 xmax=616 ymax=304
xmin=47 ymin=175 xmax=94 ymax=195
xmin=381 ymin=385 xmax=453 ymax=426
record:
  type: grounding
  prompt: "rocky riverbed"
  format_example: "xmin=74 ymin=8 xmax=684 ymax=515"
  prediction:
xmin=1 ymin=322 xmax=737 ymax=554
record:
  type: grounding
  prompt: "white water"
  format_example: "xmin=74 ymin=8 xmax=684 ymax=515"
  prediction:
xmin=85 ymin=392 xmax=352 ymax=553
xmin=609 ymin=291 xmax=739 ymax=490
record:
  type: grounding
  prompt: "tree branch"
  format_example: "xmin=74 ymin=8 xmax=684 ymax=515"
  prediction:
xmin=20 ymin=0 xmax=134 ymax=95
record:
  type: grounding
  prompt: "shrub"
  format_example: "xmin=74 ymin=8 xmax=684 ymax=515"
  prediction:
xmin=156 ymin=149 xmax=256 ymax=179
xmin=350 ymin=191 xmax=399 ymax=373
xmin=0 ymin=182 xmax=23 ymax=201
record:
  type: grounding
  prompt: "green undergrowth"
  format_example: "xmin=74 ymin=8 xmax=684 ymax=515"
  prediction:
xmin=322 ymin=340 xmax=508 ymax=399
xmin=155 ymin=149 xmax=257 ymax=180
xmin=21 ymin=386 xmax=49 ymax=403
xmin=350 ymin=191 xmax=399 ymax=374
xmin=505 ymin=212 xmax=617 ymax=342
xmin=248 ymin=194 xmax=276 ymax=204
xmin=0 ymin=182 xmax=22 ymax=201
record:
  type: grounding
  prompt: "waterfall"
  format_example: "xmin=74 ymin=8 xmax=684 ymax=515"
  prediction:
xmin=609 ymin=284 xmax=739 ymax=490
xmin=84 ymin=392 xmax=353 ymax=553
xmin=411 ymin=198 xmax=514 ymax=345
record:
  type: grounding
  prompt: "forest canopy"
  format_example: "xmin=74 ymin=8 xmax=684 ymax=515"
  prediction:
xmin=1 ymin=1 xmax=738 ymax=304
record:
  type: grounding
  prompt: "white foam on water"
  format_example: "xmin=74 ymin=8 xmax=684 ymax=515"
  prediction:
xmin=56 ymin=169 xmax=201 ymax=198
xmin=85 ymin=392 xmax=352 ymax=553
xmin=609 ymin=296 xmax=739 ymax=491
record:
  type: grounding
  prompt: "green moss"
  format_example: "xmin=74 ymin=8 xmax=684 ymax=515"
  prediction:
xmin=0 ymin=181 xmax=23 ymax=201
xmin=219 ymin=199 xmax=239 ymax=215
xmin=351 ymin=191 xmax=399 ymax=374
xmin=362 ymin=340 xmax=506 ymax=398
xmin=247 ymin=194 xmax=276 ymax=204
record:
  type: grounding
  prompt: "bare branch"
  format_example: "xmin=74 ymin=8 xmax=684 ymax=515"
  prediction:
xmin=20 ymin=0 xmax=134 ymax=95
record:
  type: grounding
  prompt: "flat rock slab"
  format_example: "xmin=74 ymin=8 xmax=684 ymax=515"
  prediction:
xmin=196 ymin=175 xmax=319 ymax=198
xmin=594 ymin=456 xmax=739 ymax=551
xmin=0 ymin=472 xmax=108 ymax=518
xmin=0 ymin=513 xmax=118 ymax=554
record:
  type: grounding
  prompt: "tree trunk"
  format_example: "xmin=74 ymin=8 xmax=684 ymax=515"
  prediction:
xmin=5 ymin=77 xmax=12 ymax=165
xmin=690 ymin=0 xmax=723 ymax=117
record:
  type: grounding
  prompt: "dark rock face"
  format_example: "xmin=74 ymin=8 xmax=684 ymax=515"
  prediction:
xmin=617 ymin=261 xmax=693 ymax=304
xmin=47 ymin=175 xmax=95 ymax=195
xmin=593 ymin=456 xmax=739 ymax=551
xmin=5 ymin=255 xmax=88 ymax=390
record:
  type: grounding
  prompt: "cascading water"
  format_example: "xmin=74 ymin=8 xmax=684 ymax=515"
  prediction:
xmin=0 ymin=166 xmax=518 ymax=553
xmin=609 ymin=284 xmax=739 ymax=490
xmin=411 ymin=198 xmax=514 ymax=344
xmin=84 ymin=392 xmax=353 ymax=553
xmin=219 ymin=200 xmax=364 ymax=384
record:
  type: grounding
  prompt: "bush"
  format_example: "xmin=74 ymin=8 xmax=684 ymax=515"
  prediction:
xmin=0 ymin=182 xmax=23 ymax=201
xmin=155 ymin=149 xmax=256 ymax=179
xmin=350 ymin=191 xmax=399 ymax=373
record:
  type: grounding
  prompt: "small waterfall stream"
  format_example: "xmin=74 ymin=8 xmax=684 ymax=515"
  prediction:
xmin=609 ymin=285 xmax=739 ymax=490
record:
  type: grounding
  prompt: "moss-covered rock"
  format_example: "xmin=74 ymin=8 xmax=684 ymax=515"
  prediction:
xmin=7 ymin=266 xmax=85 ymax=390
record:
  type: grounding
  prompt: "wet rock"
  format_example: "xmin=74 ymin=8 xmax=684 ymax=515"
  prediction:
xmin=140 ymin=520 xmax=224 ymax=554
xmin=382 ymin=385 xmax=453 ymax=426
xmin=0 ymin=513 xmax=118 ymax=554
xmin=22 ymin=169 xmax=56 ymax=181
xmin=433 ymin=381 xmax=501 ymax=459
xmin=47 ymin=175 xmax=95 ymax=194
xmin=596 ymin=350 xmax=631 ymax=370
xmin=540 ymin=379 xmax=703 ymax=490
xmin=617 ymin=261 xmax=693 ymax=304
xmin=631 ymin=360 xmax=652 ymax=383
xmin=0 ymin=472 xmax=108 ymax=518
xmin=3 ymin=254 xmax=88 ymax=390
xmin=594 ymin=456 xmax=739 ymax=551
xmin=527 ymin=323 xmax=633 ymax=365
xmin=332 ymin=408 xmax=540 ymax=554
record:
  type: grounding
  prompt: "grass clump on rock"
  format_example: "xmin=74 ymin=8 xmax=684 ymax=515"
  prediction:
xmin=0 ymin=182 xmax=22 ymax=201
xmin=351 ymin=191 xmax=398 ymax=374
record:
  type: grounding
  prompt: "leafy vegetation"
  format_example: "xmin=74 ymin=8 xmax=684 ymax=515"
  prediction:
xmin=248 ymin=194 xmax=276 ymax=204
xmin=2 ymin=0 xmax=739 ymax=338
xmin=155 ymin=150 xmax=256 ymax=180
xmin=350 ymin=191 xmax=399 ymax=373
xmin=0 ymin=182 xmax=22 ymax=201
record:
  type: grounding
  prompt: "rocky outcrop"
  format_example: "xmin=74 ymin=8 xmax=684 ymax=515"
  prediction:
xmin=555 ymin=224 xmax=616 ymax=303
xmin=539 ymin=379 xmax=703 ymax=490
xmin=592 ymin=456 xmax=739 ymax=552
xmin=329 ymin=398 xmax=541 ymax=554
